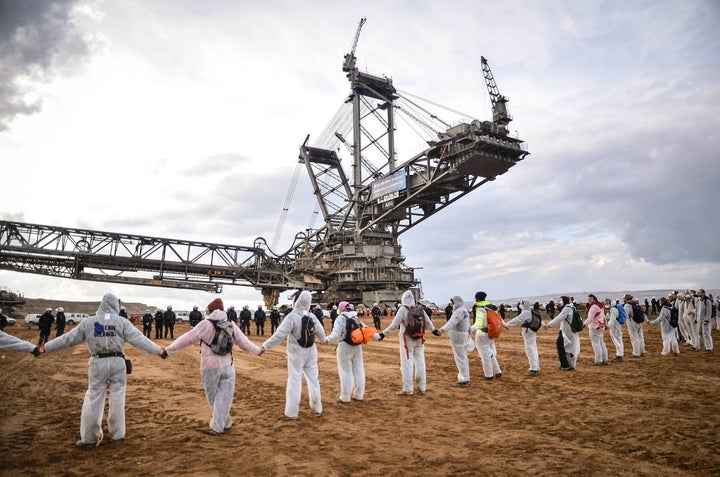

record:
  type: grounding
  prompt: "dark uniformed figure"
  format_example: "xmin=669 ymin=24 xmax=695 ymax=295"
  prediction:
xmin=38 ymin=308 xmax=54 ymax=345
xmin=154 ymin=308 xmax=164 ymax=339
xmin=226 ymin=306 xmax=238 ymax=324
xmin=239 ymin=306 xmax=252 ymax=335
xmin=55 ymin=307 xmax=67 ymax=337
xmin=142 ymin=310 xmax=153 ymax=338
xmin=189 ymin=305 xmax=203 ymax=327
xmin=163 ymin=306 xmax=176 ymax=339
xmin=254 ymin=305 xmax=266 ymax=336
xmin=0 ymin=308 xmax=8 ymax=331
xmin=312 ymin=305 xmax=324 ymax=331
xmin=119 ymin=306 xmax=129 ymax=319
xmin=330 ymin=305 xmax=338 ymax=329
xmin=269 ymin=306 xmax=281 ymax=334
xmin=444 ymin=302 xmax=453 ymax=322
xmin=372 ymin=303 xmax=382 ymax=329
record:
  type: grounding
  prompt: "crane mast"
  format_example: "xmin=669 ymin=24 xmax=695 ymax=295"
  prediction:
xmin=0 ymin=20 xmax=529 ymax=307
xmin=481 ymin=56 xmax=512 ymax=131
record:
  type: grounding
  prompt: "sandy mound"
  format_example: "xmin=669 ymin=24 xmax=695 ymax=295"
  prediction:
xmin=1 ymin=316 xmax=718 ymax=476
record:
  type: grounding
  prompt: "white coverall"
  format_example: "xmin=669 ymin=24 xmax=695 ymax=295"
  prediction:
xmin=695 ymin=296 xmax=713 ymax=351
xmin=678 ymin=296 xmax=696 ymax=347
xmin=326 ymin=311 xmax=379 ymax=402
xmin=382 ymin=290 xmax=438 ymax=393
xmin=605 ymin=305 xmax=624 ymax=359
xmin=0 ymin=330 xmax=36 ymax=353
xmin=625 ymin=301 xmax=646 ymax=357
xmin=584 ymin=303 xmax=608 ymax=364
xmin=44 ymin=293 xmax=161 ymax=445
xmin=504 ymin=299 xmax=540 ymax=373
xmin=262 ymin=291 xmax=327 ymax=418
xmin=439 ymin=295 xmax=472 ymax=384
xmin=165 ymin=309 xmax=262 ymax=433
xmin=546 ymin=304 xmax=580 ymax=369
xmin=470 ymin=301 xmax=502 ymax=378
xmin=649 ymin=306 xmax=680 ymax=355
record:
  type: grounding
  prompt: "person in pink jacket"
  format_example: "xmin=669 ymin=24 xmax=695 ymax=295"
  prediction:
xmin=584 ymin=294 xmax=608 ymax=365
xmin=164 ymin=298 xmax=263 ymax=435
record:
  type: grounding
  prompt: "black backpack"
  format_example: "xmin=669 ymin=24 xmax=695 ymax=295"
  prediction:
xmin=630 ymin=303 xmax=645 ymax=323
xmin=523 ymin=309 xmax=543 ymax=332
xmin=343 ymin=314 xmax=362 ymax=345
xmin=668 ymin=307 xmax=679 ymax=328
xmin=297 ymin=313 xmax=315 ymax=348
xmin=404 ymin=305 xmax=425 ymax=339
xmin=203 ymin=320 xmax=234 ymax=355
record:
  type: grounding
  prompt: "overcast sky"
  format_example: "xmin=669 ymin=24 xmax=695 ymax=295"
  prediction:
xmin=1 ymin=0 xmax=718 ymax=310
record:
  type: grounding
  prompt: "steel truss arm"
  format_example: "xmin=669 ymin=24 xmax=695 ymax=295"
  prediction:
xmin=0 ymin=221 xmax=297 ymax=293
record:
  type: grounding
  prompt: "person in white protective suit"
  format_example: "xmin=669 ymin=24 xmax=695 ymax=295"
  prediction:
xmin=603 ymin=299 xmax=624 ymax=362
xmin=695 ymin=289 xmax=713 ymax=352
xmin=325 ymin=301 xmax=379 ymax=402
xmin=39 ymin=293 xmax=165 ymax=449
xmin=624 ymin=293 xmax=647 ymax=357
xmin=0 ymin=330 xmax=39 ymax=355
xmin=438 ymin=295 xmax=472 ymax=386
xmin=470 ymin=291 xmax=502 ymax=380
xmin=648 ymin=297 xmax=680 ymax=356
xmin=163 ymin=298 xmax=263 ymax=435
xmin=503 ymin=298 xmax=541 ymax=376
xmin=261 ymin=290 xmax=327 ymax=419
xmin=379 ymin=290 xmax=440 ymax=395
xmin=584 ymin=294 xmax=608 ymax=365
xmin=544 ymin=296 xmax=580 ymax=371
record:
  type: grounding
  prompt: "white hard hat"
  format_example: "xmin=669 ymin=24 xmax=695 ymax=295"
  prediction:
xmin=167 ymin=305 xmax=172 ymax=310
xmin=57 ymin=307 xmax=64 ymax=312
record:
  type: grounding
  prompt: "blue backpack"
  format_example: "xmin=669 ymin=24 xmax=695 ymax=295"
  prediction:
xmin=614 ymin=304 xmax=627 ymax=325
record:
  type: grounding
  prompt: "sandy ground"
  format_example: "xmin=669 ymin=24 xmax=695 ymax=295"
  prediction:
xmin=1 ymin=315 xmax=719 ymax=477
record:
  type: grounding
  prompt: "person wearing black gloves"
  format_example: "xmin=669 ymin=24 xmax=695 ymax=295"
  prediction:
xmin=55 ymin=307 xmax=67 ymax=337
xmin=189 ymin=305 xmax=203 ymax=327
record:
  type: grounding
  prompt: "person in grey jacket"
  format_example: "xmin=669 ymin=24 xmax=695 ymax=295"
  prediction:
xmin=39 ymin=293 xmax=165 ymax=449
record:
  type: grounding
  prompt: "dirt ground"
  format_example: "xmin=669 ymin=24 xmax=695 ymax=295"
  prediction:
xmin=1 ymin=315 xmax=719 ymax=477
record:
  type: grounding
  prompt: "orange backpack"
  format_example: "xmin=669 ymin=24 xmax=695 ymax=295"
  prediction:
xmin=486 ymin=308 xmax=504 ymax=339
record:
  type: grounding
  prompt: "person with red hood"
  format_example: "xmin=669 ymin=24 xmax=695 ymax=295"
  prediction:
xmin=584 ymin=294 xmax=608 ymax=365
xmin=163 ymin=298 xmax=263 ymax=435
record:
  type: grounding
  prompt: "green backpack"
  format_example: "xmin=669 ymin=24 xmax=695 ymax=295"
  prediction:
xmin=570 ymin=308 xmax=585 ymax=333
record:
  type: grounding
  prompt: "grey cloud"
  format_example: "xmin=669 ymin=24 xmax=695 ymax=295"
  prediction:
xmin=0 ymin=211 xmax=26 ymax=221
xmin=0 ymin=0 xmax=92 ymax=131
xmin=181 ymin=153 xmax=251 ymax=177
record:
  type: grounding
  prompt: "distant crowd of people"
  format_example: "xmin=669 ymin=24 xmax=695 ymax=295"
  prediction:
xmin=1 ymin=287 xmax=716 ymax=450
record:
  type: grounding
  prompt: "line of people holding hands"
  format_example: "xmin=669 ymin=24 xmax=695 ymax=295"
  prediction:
xmin=1 ymin=287 xmax=714 ymax=449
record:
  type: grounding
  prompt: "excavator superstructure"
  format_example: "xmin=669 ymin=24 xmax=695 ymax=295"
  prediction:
xmin=0 ymin=19 xmax=529 ymax=307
